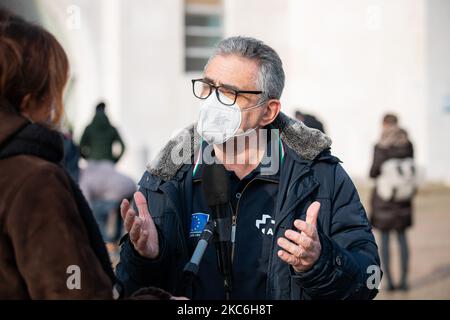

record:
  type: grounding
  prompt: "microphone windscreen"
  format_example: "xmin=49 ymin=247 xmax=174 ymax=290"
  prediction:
xmin=202 ymin=164 xmax=230 ymax=206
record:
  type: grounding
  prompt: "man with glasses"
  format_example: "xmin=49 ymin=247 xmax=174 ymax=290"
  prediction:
xmin=116 ymin=36 xmax=381 ymax=300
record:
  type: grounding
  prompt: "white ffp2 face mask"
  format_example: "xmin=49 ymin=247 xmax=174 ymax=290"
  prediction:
xmin=196 ymin=92 xmax=265 ymax=145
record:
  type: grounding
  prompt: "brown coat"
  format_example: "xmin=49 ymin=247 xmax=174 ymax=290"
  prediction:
xmin=0 ymin=106 xmax=113 ymax=299
xmin=369 ymin=140 xmax=414 ymax=231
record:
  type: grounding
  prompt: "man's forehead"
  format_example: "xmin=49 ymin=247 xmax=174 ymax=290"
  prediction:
xmin=204 ymin=54 xmax=259 ymax=89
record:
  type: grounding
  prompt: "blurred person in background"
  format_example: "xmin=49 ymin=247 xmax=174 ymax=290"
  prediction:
xmin=369 ymin=113 xmax=416 ymax=291
xmin=62 ymin=125 xmax=81 ymax=183
xmin=0 ymin=9 xmax=117 ymax=299
xmin=79 ymin=102 xmax=135 ymax=249
xmin=80 ymin=102 xmax=125 ymax=163
xmin=295 ymin=110 xmax=326 ymax=134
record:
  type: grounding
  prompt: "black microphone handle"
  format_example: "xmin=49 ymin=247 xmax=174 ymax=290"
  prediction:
xmin=213 ymin=209 xmax=232 ymax=242
xmin=211 ymin=202 xmax=230 ymax=219
xmin=211 ymin=204 xmax=233 ymax=292
xmin=216 ymin=239 xmax=232 ymax=276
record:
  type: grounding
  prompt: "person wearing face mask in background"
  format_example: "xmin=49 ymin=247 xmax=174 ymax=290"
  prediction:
xmin=0 ymin=9 xmax=118 ymax=299
xmin=116 ymin=36 xmax=381 ymax=300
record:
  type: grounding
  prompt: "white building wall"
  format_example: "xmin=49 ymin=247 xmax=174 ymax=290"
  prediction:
xmin=36 ymin=0 xmax=104 ymax=135
xmin=226 ymin=0 xmax=429 ymax=181
xmin=118 ymin=0 xmax=199 ymax=181
xmin=425 ymin=0 xmax=450 ymax=183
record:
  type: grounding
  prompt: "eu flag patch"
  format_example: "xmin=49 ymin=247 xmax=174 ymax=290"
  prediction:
xmin=190 ymin=212 xmax=210 ymax=237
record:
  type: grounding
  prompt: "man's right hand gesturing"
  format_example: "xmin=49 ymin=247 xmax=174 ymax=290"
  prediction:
xmin=120 ymin=191 xmax=159 ymax=259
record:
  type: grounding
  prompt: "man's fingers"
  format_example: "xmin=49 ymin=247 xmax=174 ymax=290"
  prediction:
xmin=120 ymin=199 xmax=130 ymax=221
xmin=306 ymin=201 xmax=321 ymax=227
xmin=124 ymin=210 xmax=136 ymax=233
xmin=277 ymin=250 xmax=301 ymax=266
xmin=134 ymin=191 xmax=150 ymax=221
xmin=283 ymin=230 xmax=302 ymax=246
xmin=133 ymin=191 xmax=158 ymax=236
xmin=294 ymin=219 xmax=317 ymax=239
xmin=278 ymin=237 xmax=302 ymax=258
xmin=129 ymin=217 xmax=142 ymax=243
xmin=135 ymin=230 xmax=149 ymax=252
xmin=124 ymin=192 xmax=159 ymax=259
xmin=279 ymin=204 xmax=323 ymax=272
xmin=285 ymin=230 xmax=314 ymax=250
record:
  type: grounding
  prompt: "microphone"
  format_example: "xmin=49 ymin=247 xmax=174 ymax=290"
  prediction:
xmin=202 ymin=163 xmax=233 ymax=294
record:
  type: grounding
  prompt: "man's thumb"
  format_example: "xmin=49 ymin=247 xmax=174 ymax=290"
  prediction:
xmin=306 ymin=201 xmax=321 ymax=226
xmin=134 ymin=191 xmax=149 ymax=220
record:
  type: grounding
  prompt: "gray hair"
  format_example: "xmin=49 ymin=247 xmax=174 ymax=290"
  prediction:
xmin=206 ymin=36 xmax=285 ymax=100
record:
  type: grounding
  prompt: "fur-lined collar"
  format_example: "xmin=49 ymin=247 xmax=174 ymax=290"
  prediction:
xmin=146 ymin=112 xmax=332 ymax=181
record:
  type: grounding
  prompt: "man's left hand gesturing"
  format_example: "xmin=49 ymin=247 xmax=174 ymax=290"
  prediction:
xmin=277 ymin=201 xmax=322 ymax=272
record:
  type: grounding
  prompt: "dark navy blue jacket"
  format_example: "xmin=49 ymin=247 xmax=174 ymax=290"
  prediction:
xmin=116 ymin=113 xmax=381 ymax=300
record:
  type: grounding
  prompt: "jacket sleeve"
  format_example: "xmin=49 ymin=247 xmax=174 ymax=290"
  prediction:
xmin=291 ymin=164 xmax=381 ymax=299
xmin=7 ymin=165 xmax=113 ymax=299
xmin=115 ymin=177 xmax=178 ymax=297
xmin=112 ymin=127 xmax=126 ymax=163
xmin=408 ymin=142 xmax=414 ymax=159
xmin=369 ymin=145 xmax=386 ymax=178
xmin=79 ymin=127 xmax=91 ymax=159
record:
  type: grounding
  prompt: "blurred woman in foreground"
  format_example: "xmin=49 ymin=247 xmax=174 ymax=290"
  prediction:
xmin=0 ymin=9 xmax=116 ymax=299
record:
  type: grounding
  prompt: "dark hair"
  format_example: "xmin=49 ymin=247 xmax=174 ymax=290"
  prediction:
xmin=96 ymin=102 xmax=106 ymax=112
xmin=0 ymin=8 xmax=25 ymax=24
xmin=383 ymin=113 xmax=398 ymax=125
xmin=0 ymin=8 xmax=69 ymax=124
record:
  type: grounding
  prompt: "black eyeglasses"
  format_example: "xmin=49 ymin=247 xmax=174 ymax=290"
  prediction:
xmin=192 ymin=79 xmax=264 ymax=106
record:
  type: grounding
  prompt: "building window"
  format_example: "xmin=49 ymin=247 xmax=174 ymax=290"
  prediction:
xmin=185 ymin=0 xmax=223 ymax=72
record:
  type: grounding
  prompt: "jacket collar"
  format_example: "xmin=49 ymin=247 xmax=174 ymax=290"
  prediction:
xmin=146 ymin=112 xmax=332 ymax=182
xmin=0 ymin=98 xmax=63 ymax=163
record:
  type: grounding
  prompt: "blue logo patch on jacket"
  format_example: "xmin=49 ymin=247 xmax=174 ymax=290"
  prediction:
xmin=190 ymin=212 xmax=209 ymax=237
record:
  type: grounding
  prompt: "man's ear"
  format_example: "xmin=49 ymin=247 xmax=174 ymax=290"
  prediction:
xmin=259 ymin=99 xmax=281 ymax=127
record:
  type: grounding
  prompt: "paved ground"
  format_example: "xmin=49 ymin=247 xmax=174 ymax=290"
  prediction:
xmin=356 ymin=182 xmax=450 ymax=300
